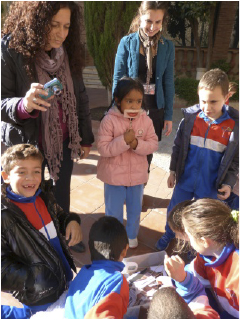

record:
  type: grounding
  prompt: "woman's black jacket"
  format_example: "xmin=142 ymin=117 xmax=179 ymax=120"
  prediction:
xmin=1 ymin=34 xmax=94 ymax=147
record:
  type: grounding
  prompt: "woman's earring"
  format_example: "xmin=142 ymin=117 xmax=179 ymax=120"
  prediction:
xmin=160 ymin=26 xmax=162 ymax=32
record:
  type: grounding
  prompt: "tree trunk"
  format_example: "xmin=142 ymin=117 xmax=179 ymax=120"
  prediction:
xmin=206 ymin=5 xmax=216 ymax=70
xmin=191 ymin=19 xmax=203 ymax=68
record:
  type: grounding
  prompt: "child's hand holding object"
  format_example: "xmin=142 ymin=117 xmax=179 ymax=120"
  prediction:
xmin=164 ymin=254 xmax=186 ymax=283
xmin=124 ymin=129 xmax=136 ymax=145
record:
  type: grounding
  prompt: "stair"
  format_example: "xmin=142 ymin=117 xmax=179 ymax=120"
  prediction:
xmin=82 ymin=66 xmax=105 ymax=89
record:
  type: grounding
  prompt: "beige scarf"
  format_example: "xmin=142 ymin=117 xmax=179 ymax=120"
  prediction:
xmin=35 ymin=46 xmax=82 ymax=181
xmin=139 ymin=28 xmax=163 ymax=84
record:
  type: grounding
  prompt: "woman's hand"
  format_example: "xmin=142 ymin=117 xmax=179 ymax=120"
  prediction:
xmin=65 ymin=221 xmax=83 ymax=247
xmin=164 ymin=254 xmax=186 ymax=283
xmin=23 ymin=83 xmax=51 ymax=113
xmin=80 ymin=146 xmax=91 ymax=159
xmin=163 ymin=120 xmax=173 ymax=136
xmin=124 ymin=129 xmax=135 ymax=145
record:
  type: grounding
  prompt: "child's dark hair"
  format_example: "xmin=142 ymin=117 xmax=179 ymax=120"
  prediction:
xmin=182 ymin=198 xmax=239 ymax=248
xmin=148 ymin=287 xmax=194 ymax=319
xmin=1 ymin=144 xmax=44 ymax=174
xmin=88 ymin=216 xmax=129 ymax=261
xmin=113 ymin=77 xmax=145 ymax=109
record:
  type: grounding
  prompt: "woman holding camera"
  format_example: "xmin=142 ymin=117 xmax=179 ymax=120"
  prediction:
xmin=113 ymin=1 xmax=175 ymax=171
xmin=1 ymin=2 xmax=94 ymax=252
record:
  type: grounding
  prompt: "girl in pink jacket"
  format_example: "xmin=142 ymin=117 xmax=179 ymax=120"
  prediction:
xmin=97 ymin=78 xmax=158 ymax=248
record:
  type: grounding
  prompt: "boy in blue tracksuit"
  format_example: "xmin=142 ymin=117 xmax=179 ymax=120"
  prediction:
xmin=65 ymin=216 xmax=129 ymax=319
xmin=156 ymin=68 xmax=239 ymax=251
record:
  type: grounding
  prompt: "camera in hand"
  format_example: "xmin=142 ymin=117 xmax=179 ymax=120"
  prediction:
xmin=39 ymin=78 xmax=63 ymax=100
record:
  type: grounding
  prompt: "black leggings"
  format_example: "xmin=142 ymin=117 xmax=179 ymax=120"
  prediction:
xmin=41 ymin=138 xmax=73 ymax=213
xmin=147 ymin=108 xmax=164 ymax=172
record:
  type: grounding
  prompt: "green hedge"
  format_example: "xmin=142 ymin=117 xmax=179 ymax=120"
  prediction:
xmin=175 ymin=77 xmax=199 ymax=105
xmin=175 ymin=77 xmax=239 ymax=105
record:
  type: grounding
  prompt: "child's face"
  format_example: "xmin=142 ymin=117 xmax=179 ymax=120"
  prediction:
xmin=117 ymin=89 xmax=143 ymax=116
xmin=199 ymin=86 xmax=228 ymax=121
xmin=2 ymin=158 xmax=42 ymax=197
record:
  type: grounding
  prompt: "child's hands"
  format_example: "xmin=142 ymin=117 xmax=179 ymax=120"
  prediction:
xmin=65 ymin=221 xmax=83 ymax=247
xmin=217 ymin=185 xmax=231 ymax=200
xmin=167 ymin=172 xmax=176 ymax=188
xmin=129 ymin=138 xmax=138 ymax=150
xmin=124 ymin=129 xmax=135 ymax=145
xmin=164 ymin=254 xmax=186 ymax=283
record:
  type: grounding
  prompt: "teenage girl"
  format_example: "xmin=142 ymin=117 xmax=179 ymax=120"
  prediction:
xmin=165 ymin=198 xmax=239 ymax=319
xmin=97 ymin=77 xmax=158 ymax=248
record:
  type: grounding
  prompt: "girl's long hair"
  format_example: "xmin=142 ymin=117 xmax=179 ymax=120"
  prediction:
xmin=128 ymin=1 xmax=169 ymax=34
xmin=182 ymin=199 xmax=239 ymax=249
xmin=2 ymin=1 xmax=84 ymax=78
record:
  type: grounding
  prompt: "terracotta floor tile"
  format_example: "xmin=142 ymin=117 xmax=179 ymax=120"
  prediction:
xmin=148 ymin=167 xmax=167 ymax=186
xmin=70 ymin=183 xmax=104 ymax=214
xmin=138 ymin=211 xmax=167 ymax=248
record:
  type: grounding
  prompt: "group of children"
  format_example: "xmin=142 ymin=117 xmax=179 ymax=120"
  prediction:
xmin=1 ymin=68 xmax=239 ymax=319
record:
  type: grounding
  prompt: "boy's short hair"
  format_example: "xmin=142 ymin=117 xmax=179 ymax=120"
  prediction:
xmin=89 ymin=216 xmax=129 ymax=261
xmin=198 ymin=68 xmax=229 ymax=96
xmin=1 ymin=144 xmax=43 ymax=174
xmin=148 ymin=287 xmax=195 ymax=319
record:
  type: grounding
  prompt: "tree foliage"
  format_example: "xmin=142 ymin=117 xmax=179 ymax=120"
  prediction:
xmin=84 ymin=2 xmax=139 ymax=89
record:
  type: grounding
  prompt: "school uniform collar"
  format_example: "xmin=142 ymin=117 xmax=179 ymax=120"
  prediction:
xmin=199 ymin=105 xmax=230 ymax=124
xmin=200 ymin=243 xmax=236 ymax=267
xmin=6 ymin=186 xmax=42 ymax=203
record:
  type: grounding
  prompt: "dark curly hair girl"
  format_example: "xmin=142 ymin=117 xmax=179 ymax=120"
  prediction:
xmin=2 ymin=1 xmax=84 ymax=77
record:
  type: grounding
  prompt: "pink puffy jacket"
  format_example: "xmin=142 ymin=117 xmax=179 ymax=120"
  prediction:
xmin=97 ymin=107 xmax=158 ymax=186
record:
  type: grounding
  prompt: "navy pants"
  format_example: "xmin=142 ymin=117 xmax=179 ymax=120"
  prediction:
xmin=104 ymin=184 xmax=144 ymax=239
xmin=42 ymin=138 xmax=73 ymax=213
xmin=165 ymin=184 xmax=219 ymax=237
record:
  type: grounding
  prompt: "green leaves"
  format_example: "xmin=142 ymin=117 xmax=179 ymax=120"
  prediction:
xmin=84 ymin=2 xmax=139 ymax=89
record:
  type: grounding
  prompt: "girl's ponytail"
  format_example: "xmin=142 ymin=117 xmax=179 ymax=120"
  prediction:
xmin=230 ymin=210 xmax=239 ymax=248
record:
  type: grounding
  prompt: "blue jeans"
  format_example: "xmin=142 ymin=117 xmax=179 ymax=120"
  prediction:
xmin=104 ymin=184 xmax=144 ymax=239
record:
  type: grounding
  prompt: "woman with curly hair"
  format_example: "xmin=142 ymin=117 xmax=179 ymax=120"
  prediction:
xmin=1 ymin=2 xmax=94 ymax=253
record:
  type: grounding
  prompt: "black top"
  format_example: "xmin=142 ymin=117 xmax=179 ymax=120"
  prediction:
xmin=138 ymin=54 xmax=158 ymax=110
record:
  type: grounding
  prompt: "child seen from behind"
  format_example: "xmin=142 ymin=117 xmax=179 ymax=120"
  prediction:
xmin=165 ymin=198 xmax=239 ymax=319
xmin=64 ymin=216 xmax=129 ymax=319
xmin=1 ymin=144 xmax=82 ymax=319
xmin=156 ymin=68 xmax=239 ymax=251
xmin=97 ymin=77 xmax=158 ymax=248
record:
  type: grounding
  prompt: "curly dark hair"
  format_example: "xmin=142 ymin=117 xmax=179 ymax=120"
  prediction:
xmin=2 ymin=1 xmax=84 ymax=77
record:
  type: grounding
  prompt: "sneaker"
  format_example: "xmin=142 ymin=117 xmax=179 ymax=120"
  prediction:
xmin=69 ymin=241 xmax=86 ymax=253
xmin=129 ymin=238 xmax=138 ymax=249
xmin=155 ymin=233 xmax=172 ymax=251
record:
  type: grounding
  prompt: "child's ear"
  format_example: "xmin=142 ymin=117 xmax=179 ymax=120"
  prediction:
xmin=119 ymin=244 xmax=129 ymax=261
xmin=114 ymin=97 xmax=120 ymax=106
xmin=225 ymin=92 xmax=231 ymax=102
xmin=1 ymin=171 xmax=10 ymax=184
xmin=200 ymin=237 xmax=211 ymax=248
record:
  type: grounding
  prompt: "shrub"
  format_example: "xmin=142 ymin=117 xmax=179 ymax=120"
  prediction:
xmin=175 ymin=77 xmax=199 ymax=105
xmin=210 ymin=60 xmax=231 ymax=74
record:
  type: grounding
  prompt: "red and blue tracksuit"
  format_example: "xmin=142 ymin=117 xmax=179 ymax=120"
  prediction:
xmin=65 ymin=260 xmax=129 ymax=319
xmin=174 ymin=244 xmax=239 ymax=319
xmin=165 ymin=106 xmax=236 ymax=237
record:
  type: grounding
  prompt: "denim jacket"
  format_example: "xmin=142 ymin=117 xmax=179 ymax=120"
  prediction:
xmin=112 ymin=32 xmax=175 ymax=121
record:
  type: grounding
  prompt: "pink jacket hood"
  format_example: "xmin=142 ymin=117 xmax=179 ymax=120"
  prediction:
xmin=97 ymin=107 xmax=158 ymax=186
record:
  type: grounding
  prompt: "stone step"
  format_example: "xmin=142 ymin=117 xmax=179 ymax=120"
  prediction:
xmin=83 ymin=66 xmax=105 ymax=89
